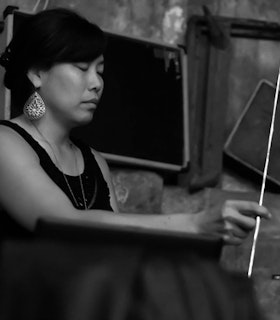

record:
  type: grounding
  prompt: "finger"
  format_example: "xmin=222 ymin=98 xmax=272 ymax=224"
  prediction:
xmin=223 ymin=211 xmax=256 ymax=230
xmin=222 ymin=233 xmax=244 ymax=246
xmin=224 ymin=200 xmax=271 ymax=219
xmin=224 ymin=220 xmax=249 ymax=239
xmin=225 ymin=200 xmax=270 ymax=217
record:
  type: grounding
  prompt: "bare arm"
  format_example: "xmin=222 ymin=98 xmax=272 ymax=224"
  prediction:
xmin=0 ymin=126 xmax=271 ymax=243
xmin=0 ymin=126 xmax=199 ymax=233
xmin=87 ymin=150 xmax=271 ymax=245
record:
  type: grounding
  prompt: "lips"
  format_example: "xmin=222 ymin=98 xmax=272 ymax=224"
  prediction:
xmin=83 ymin=98 xmax=99 ymax=105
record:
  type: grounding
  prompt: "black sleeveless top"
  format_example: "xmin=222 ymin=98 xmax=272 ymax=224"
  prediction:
xmin=0 ymin=120 xmax=112 ymax=239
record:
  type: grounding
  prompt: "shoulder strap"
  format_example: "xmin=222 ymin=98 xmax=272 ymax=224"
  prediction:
xmin=0 ymin=120 xmax=48 ymax=156
xmin=70 ymin=135 xmax=96 ymax=169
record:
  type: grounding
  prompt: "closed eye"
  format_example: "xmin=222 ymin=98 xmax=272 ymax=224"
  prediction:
xmin=97 ymin=63 xmax=104 ymax=76
xmin=74 ymin=63 xmax=90 ymax=71
xmin=97 ymin=70 xmax=104 ymax=77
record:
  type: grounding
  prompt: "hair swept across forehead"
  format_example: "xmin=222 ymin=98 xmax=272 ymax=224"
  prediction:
xmin=9 ymin=8 xmax=107 ymax=71
xmin=29 ymin=8 xmax=107 ymax=66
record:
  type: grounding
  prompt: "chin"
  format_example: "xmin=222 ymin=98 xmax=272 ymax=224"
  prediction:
xmin=75 ymin=112 xmax=94 ymax=127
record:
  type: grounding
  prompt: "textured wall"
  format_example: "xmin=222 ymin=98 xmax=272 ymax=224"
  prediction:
xmin=187 ymin=0 xmax=280 ymax=137
xmin=188 ymin=0 xmax=280 ymax=22
xmin=0 ymin=0 xmax=188 ymax=45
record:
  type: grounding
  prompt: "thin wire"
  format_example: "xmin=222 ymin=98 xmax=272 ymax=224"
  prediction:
xmin=32 ymin=0 xmax=42 ymax=12
xmin=43 ymin=0 xmax=50 ymax=10
xmin=32 ymin=0 xmax=49 ymax=12
xmin=248 ymin=67 xmax=280 ymax=278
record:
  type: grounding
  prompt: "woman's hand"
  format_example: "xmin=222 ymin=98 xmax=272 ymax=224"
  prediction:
xmin=221 ymin=200 xmax=271 ymax=245
xmin=195 ymin=199 xmax=271 ymax=245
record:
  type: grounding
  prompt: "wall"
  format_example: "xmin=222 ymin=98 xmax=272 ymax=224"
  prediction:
xmin=188 ymin=0 xmax=280 ymax=138
xmin=0 ymin=0 xmax=188 ymax=45
xmin=189 ymin=0 xmax=280 ymax=21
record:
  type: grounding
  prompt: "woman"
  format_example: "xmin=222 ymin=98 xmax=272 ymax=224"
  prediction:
xmin=0 ymin=8 xmax=270 ymax=244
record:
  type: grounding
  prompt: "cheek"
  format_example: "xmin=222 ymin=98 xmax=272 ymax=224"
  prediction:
xmin=47 ymin=74 xmax=85 ymax=103
xmin=59 ymin=74 xmax=84 ymax=94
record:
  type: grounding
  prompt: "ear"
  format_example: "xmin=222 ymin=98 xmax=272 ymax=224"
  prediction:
xmin=26 ymin=68 xmax=43 ymax=88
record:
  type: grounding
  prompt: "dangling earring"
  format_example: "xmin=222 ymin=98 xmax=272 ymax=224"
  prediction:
xmin=23 ymin=91 xmax=46 ymax=120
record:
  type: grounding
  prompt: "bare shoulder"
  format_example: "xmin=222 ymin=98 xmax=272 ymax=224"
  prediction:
xmin=90 ymin=147 xmax=112 ymax=183
xmin=0 ymin=123 xmax=38 ymax=163
xmin=90 ymin=148 xmax=109 ymax=170
xmin=0 ymin=122 xmax=16 ymax=138
xmin=90 ymin=147 xmax=119 ymax=212
xmin=0 ymin=123 xmax=22 ymax=147
xmin=89 ymin=147 xmax=111 ymax=181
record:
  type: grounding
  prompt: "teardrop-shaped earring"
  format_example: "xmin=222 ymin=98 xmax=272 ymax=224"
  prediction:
xmin=23 ymin=91 xmax=46 ymax=120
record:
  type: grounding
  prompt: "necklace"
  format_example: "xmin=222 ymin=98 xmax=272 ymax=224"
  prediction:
xmin=30 ymin=122 xmax=88 ymax=210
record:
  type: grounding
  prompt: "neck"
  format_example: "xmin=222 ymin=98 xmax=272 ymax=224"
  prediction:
xmin=23 ymin=115 xmax=71 ymax=147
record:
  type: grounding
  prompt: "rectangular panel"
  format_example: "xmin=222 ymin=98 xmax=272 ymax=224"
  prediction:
xmin=225 ymin=80 xmax=280 ymax=186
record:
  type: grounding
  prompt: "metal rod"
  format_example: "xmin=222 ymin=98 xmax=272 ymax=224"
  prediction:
xmin=248 ymin=67 xmax=280 ymax=277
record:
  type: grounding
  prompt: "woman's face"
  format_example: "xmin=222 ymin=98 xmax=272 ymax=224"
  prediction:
xmin=37 ymin=55 xmax=104 ymax=126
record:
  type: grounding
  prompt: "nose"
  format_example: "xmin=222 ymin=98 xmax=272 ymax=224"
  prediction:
xmin=88 ymin=69 xmax=103 ymax=92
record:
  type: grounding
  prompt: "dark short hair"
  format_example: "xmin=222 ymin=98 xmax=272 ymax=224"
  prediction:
xmin=1 ymin=8 xmax=107 ymax=109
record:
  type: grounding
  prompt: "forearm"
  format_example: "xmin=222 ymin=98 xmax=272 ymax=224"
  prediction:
xmin=42 ymin=209 xmax=200 ymax=235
